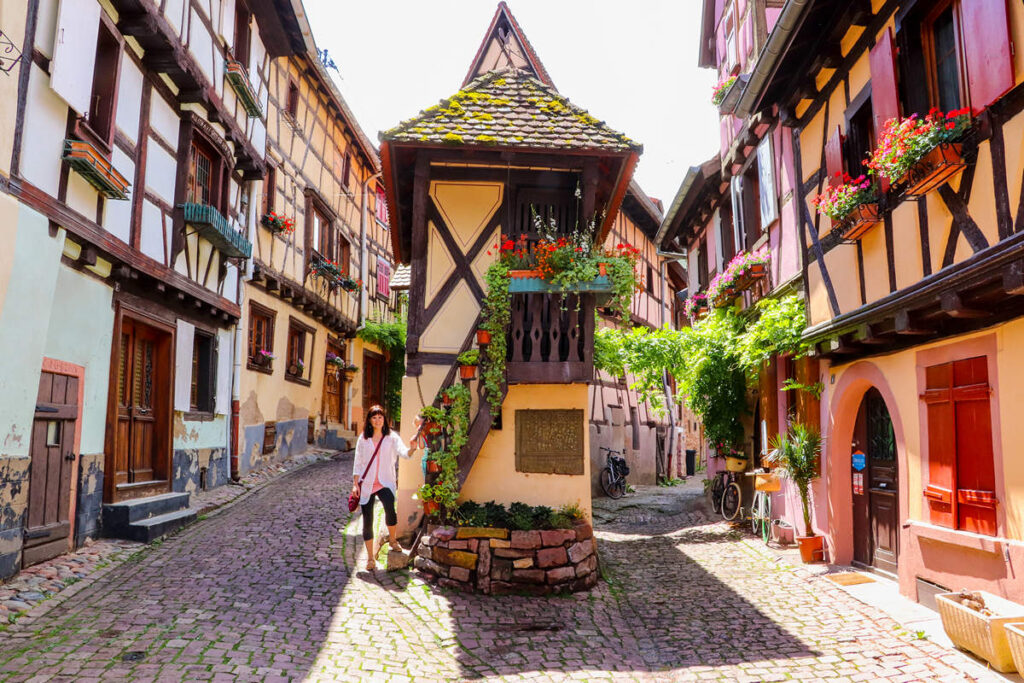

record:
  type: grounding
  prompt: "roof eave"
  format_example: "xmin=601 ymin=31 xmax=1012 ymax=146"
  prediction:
xmin=697 ymin=0 xmax=718 ymax=68
xmin=656 ymin=156 xmax=721 ymax=248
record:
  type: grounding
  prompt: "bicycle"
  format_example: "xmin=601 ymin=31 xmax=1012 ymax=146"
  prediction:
xmin=709 ymin=468 xmax=742 ymax=521
xmin=749 ymin=485 xmax=771 ymax=543
xmin=599 ymin=447 xmax=629 ymax=499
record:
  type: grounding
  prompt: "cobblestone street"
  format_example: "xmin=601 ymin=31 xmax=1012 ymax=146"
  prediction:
xmin=0 ymin=456 xmax=999 ymax=682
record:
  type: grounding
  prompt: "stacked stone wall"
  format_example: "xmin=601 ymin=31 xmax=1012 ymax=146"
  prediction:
xmin=414 ymin=521 xmax=598 ymax=595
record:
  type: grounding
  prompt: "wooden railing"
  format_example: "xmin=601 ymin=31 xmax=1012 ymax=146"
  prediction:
xmin=507 ymin=292 xmax=595 ymax=383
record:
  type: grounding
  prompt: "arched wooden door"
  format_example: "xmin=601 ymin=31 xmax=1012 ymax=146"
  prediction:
xmin=323 ymin=341 xmax=344 ymax=424
xmin=851 ymin=388 xmax=899 ymax=574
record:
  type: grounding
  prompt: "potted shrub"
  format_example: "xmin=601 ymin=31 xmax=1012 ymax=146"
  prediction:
xmin=867 ymin=108 xmax=971 ymax=197
xmin=765 ymin=424 xmax=823 ymax=563
xmin=325 ymin=351 xmax=345 ymax=369
xmin=457 ymin=349 xmax=479 ymax=379
xmin=683 ymin=293 xmax=709 ymax=321
xmin=476 ymin=328 xmax=491 ymax=345
xmin=812 ymin=174 xmax=879 ymax=240
xmin=253 ymin=349 xmax=275 ymax=367
xmin=261 ymin=211 xmax=295 ymax=236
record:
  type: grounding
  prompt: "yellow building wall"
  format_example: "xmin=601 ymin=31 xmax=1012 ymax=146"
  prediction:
xmin=0 ymin=2 xmax=26 ymax=179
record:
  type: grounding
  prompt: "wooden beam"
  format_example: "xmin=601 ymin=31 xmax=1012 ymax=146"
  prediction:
xmin=1003 ymin=261 xmax=1024 ymax=295
xmin=894 ymin=310 xmax=933 ymax=335
xmin=853 ymin=323 xmax=888 ymax=345
xmin=939 ymin=291 xmax=989 ymax=319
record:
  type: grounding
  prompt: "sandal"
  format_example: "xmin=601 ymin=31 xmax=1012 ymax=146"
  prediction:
xmin=365 ymin=559 xmax=376 ymax=571
xmin=388 ymin=539 xmax=402 ymax=552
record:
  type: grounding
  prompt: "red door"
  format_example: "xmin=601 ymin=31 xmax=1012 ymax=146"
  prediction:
xmin=24 ymin=372 xmax=78 ymax=567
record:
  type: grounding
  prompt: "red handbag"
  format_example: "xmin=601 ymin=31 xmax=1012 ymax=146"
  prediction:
xmin=348 ymin=436 xmax=385 ymax=512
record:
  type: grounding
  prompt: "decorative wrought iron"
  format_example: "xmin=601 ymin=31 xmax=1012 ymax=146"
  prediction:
xmin=0 ymin=30 xmax=24 ymax=74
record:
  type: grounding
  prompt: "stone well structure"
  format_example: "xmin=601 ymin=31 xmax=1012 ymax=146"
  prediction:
xmin=413 ymin=522 xmax=599 ymax=595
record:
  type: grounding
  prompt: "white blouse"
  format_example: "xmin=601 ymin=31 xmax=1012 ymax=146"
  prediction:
xmin=352 ymin=431 xmax=412 ymax=504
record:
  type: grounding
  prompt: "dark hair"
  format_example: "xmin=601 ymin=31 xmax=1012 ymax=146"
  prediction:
xmin=362 ymin=405 xmax=391 ymax=439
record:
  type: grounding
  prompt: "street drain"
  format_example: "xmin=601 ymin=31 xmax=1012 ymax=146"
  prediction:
xmin=121 ymin=651 xmax=146 ymax=662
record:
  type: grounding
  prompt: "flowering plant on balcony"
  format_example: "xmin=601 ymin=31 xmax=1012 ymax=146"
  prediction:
xmin=683 ymin=293 xmax=708 ymax=320
xmin=310 ymin=257 xmax=342 ymax=285
xmin=258 ymin=349 xmax=275 ymax=360
xmin=706 ymin=248 xmax=770 ymax=306
xmin=866 ymin=107 xmax=971 ymax=183
xmin=494 ymin=233 xmax=533 ymax=269
xmin=337 ymin=274 xmax=362 ymax=292
xmin=261 ymin=211 xmax=295 ymax=235
xmin=811 ymin=173 xmax=877 ymax=221
xmin=325 ymin=352 xmax=345 ymax=368
xmin=711 ymin=75 xmax=738 ymax=107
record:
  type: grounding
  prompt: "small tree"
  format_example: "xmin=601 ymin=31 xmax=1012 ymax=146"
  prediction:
xmin=765 ymin=424 xmax=821 ymax=537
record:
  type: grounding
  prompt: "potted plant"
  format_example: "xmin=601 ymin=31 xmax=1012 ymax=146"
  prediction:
xmin=310 ymin=257 xmax=343 ymax=287
xmin=457 ymin=349 xmax=479 ymax=379
xmin=338 ymin=274 xmax=362 ymax=292
xmin=711 ymin=74 xmax=738 ymax=110
xmin=261 ymin=211 xmax=295 ymax=236
xmin=683 ymin=293 xmax=709 ymax=320
xmin=765 ymin=424 xmax=823 ymax=563
xmin=867 ymin=107 xmax=971 ymax=196
xmin=812 ymin=173 xmax=880 ymax=240
xmin=424 ymin=455 xmax=442 ymax=474
xmin=342 ymin=362 xmax=358 ymax=376
xmin=325 ymin=352 xmax=345 ymax=369
xmin=476 ymin=328 xmax=491 ymax=345
xmin=253 ymin=349 xmax=275 ymax=367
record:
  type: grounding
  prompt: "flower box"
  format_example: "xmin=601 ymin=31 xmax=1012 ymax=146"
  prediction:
xmin=180 ymin=202 xmax=252 ymax=259
xmin=425 ymin=459 xmax=442 ymax=474
xmin=936 ymin=591 xmax=1024 ymax=673
xmin=900 ymin=143 xmax=965 ymax=197
xmin=422 ymin=500 xmax=440 ymax=516
xmin=62 ymin=139 xmax=131 ymax=200
xmin=836 ymin=203 xmax=881 ymax=241
xmin=725 ymin=456 xmax=747 ymax=473
xmin=1005 ymin=623 xmax=1024 ymax=673
xmin=225 ymin=59 xmax=263 ymax=118
xmin=507 ymin=273 xmax=612 ymax=294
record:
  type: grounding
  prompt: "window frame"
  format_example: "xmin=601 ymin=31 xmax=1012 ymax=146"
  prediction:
xmin=375 ymin=186 xmax=388 ymax=224
xmin=376 ymin=256 xmax=391 ymax=300
xmin=189 ymin=329 xmax=216 ymax=415
xmin=756 ymin=136 xmax=778 ymax=229
xmin=74 ymin=13 xmax=123 ymax=156
xmin=844 ymin=87 xmax=876 ymax=181
xmin=187 ymin=132 xmax=229 ymax=214
xmin=921 ymin=0 xmax=967 ymax=113
xmin=284 ymin=317 xmax=315 ymax=386
xmin=262 ymin=164 xmax=276 ymax=217
xmin=233 ymin=1 xmax=252 ymax=69
xmin=247 ymin=301 xmax=276 ymax=374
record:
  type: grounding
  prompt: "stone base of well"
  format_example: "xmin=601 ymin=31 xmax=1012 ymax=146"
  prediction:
xmin=413 ymin=522 xmax=599 ymax=595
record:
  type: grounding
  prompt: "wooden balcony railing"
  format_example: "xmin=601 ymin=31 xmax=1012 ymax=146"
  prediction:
xmin=507 ymin=292 xmax=595 ymax=384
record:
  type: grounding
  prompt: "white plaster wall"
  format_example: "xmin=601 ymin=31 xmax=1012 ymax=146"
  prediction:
xmin=34 ymin=0 xmax=59 ymax=58
xmin=0 ymin=201 xmax=62 ymax=457
xmin=212 ymin=47 xmax=224 ymax=100
xmin=222 ymin=262 xmax=238 ymax=302
xmin=102 ymin=148 xmax=135 ymax=244
xmin=146 ymin=144 xmax=177 ymax=205
xmin=163 ymin=0 xmax=186 ymax=38
xmin=22 ymin=64 xmax=69 ymax=197
xmin=65 ymin=170 xmax=96 ymax=219
xmin=42 ymin=265 xmax=113 ymax=454
xmin=173 ymin=319 xmax=195 ymax=413
xmin=250 ymin=118 xmax=266 ymax=158
xmin=174 ymin=415 xmax=228 ymax=450
xmin=189 ymin=9 xmax=215 ymax=86
xmin=139 ymin=199 xmax=165 ymax=263
xmin=150 ymin=93 xmax=180 ymax=149
xmin=116 ymin=58 xmax=145 ymax=145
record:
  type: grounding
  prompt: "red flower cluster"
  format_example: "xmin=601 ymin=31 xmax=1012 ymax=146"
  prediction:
xmin=262 ymin=211 xmax=295 ymax=235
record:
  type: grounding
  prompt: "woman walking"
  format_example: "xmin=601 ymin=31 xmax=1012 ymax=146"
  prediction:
xmin=351 ymin=404 xmax=418 ymax=571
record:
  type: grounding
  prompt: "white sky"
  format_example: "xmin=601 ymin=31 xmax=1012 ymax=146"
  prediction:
xmin=302 ymin=0 xmax=721 ymax=209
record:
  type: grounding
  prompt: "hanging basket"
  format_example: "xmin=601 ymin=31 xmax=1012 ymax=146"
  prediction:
xmin=900 ymin=143 xmax=966 ymax=197
xmin=725 ymin=456 xmax=747 ymax=473
xmin=837 ymin=203 xmax=881 ymax=241
xmin=476 ymin=329 xmax=491 ymax=345
xmin=426 ymin=460 xmax=442 ymax=474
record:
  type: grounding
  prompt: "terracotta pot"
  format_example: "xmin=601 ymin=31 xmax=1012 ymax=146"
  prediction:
xmin=422 ymin=500 xmax=439 ymax=516
xmin=426 ymin=460 xmax=441 ymax=473
xmin=508 ymin=269 xmax=542 ymax=279
xmin=837 ymin=203 xmax=881 ymax=241
xmin=597 ymin=262 xmax=607 ymax=277
xmin=900 ymin=142 xmax=966 ymax=197
xmin=796 ymin=534 xmax=825 ymax=563
xmin=459 ymin=364 xmax=477 ymax=380
xmin=476 ymin=329 xmax=491 ymax=345
xmin=423 ymin=420 xmax=441 ymax=435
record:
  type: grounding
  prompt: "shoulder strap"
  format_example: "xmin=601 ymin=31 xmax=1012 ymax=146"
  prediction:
xmin=357 ymin=436 xmax=386 ymax=486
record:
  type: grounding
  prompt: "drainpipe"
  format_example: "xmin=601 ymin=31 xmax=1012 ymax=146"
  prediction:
xmin=733 ymin=0 xmax=813 ymax=119
xmin=230 ymin=179 xmax=259 ymax=481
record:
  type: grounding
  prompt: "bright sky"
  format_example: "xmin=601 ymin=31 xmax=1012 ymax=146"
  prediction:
xmin=303 ymin=0 xmax=721 ymax=209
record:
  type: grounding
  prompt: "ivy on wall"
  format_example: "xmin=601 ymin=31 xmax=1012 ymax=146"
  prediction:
xmin=357 ymin=317 xmax=407 ymax=422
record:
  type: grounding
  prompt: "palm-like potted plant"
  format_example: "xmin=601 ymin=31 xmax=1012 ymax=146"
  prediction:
xmin=765 ymin=424 xmax=823 ymax=562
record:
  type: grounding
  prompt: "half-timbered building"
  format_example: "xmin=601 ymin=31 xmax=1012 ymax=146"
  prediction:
xmin=380 ymin=3 xmax=647 ymax=536
xmin=736 ymin=0 xmax=1024 ymax=601
xmin=239 ymin=29 xmax=396 ymax=475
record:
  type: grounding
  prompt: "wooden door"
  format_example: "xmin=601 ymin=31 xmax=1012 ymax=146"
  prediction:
xmin=852 ymin=389 xmax=899 ymax=573
xmin=323 ymin=342 xmax=343 ymax=424
xmin=851 ymin=403 xmax=871 ymax=566
xmin=362 ymin=351 xmax=385 ymax=415
xmin=24 ymin=372 xmax=78 ymax=567
xmin=111 ymin=315 xmax=172 ymax=501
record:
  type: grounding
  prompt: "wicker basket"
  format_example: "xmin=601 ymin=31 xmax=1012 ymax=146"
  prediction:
xmin=1006 ymin=623 xmax=1024 ymax=674
xmin=936 ymin=591 xmax=1024 ymax=672
xmin=754 ymin=472 xmax=781 ymax=492
xmin=724 ymin=456 xmax=747 ymax=473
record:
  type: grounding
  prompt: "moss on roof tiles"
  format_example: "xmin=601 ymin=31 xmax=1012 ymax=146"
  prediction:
xmin=380 ymin=70 xmax=641 ymax=153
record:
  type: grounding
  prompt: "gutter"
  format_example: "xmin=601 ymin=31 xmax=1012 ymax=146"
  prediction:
xmin=734 ymin=0 xmax=815 ymax=119
xmin=655 ymin=166 xmax=701 ymax=248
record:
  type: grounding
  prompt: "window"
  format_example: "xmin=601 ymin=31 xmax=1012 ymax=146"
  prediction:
xmin=187 ymin=135 xmax=227 ymax=212
xmin=697 ymin=238 xmax=709 ymax=289
xmin=646 ymin=264 xmax=654 ymax=295
xmin=263 ymin=165 xmax=276 ymax=216
xmin=922 ymin=356 xmax=997 ymax=536
xmin=718 ymin=201 xmax=735 ymax=268
xmin=247 ymin=303 xmax=275 ymax=369
xmin=724 ymin=8 xmax=737 ymax=71
xmin=844 ymin=95 xmax=875 ymax=180
xmin=925 ymin=3 xmax=963 ymax=113
xmin=377 ymin=256 xmax=391 ymax=299
xmin=375 ymin=186 xmax=388 ymax=223
xmin=311 ymin=203 xmax=332 ymax=258
xmin=190 ymin=331 xmax=216 ymax=413
xmin=342 ymin=153 xmax=353 ymax=190
xmin=337 ymin=233 xmax=350 ymax=275
xmin=286 ymin=323 xmax=307 ymax=380
xmin=86 ymin=21 xmax=121 ymax=148
xmin=756 ymin=137 xmax=778 ymax=228
xmin=286 ymin=81 xmax=299 ymax=119
xmin=233 ymin=2 xmax=251 ymax=69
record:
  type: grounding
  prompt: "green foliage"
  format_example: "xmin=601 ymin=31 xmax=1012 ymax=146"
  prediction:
xmin=357 ymin=319 xmax=407 ymax=420
xmin=737 ymin=295 xmax=808 ymax=373
xmin=456 ymin=349 xmax=479 ymax=366
xmin=481 ymin=263 xmax=511 ymax=414
xmin=454 ymin=500 xmax=583 ymax=530
xmin=594 ymin=327 xmax=628 ymax=378
xmin=416 ymin=383 xmax=471 ymax=516
xmin=509 ymin=502 xmax=534 ymax=530
xmin=765 ymin=424 xmax=822 ymax=536
xmin=782 ymin=379 xmax=824 ymax=399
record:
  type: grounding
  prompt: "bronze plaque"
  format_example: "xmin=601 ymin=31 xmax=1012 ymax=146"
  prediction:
xmin=515 ymin=409 xmax=584 ymax=475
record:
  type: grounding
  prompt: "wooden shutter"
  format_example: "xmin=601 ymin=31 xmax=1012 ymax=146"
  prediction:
xmin=730 ymin=176 xmax=744 ymax=255
xmin=215 ymin=331 xmax=230 ymax=415
xmin=951 ymin=356 xmax=997 ymax=535
xmin=824 ymin=126 xmax=845 ymax=187
xmin=50 ymin=0 xmax=101 ymax=114
xmin=174 ymin=320 xmax=195 ymax=413
xmin=869 ymin=28 xmax=900 ymax=140
xmin=377 ymin=257 xmax=391 ymax=298
xmin=757 ymin=137 xmax=778 ymax=227
xmin=961 ymin=0 xmax=1014 ymax=112
xmin=922 ymin=363 xmax=956 ymax=528
xmin=794 ymin=356 xmax=820 ymax=431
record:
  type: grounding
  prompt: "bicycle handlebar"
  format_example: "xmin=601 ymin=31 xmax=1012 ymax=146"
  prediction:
xmin=599 ymin=446 xmax=622 ymax=455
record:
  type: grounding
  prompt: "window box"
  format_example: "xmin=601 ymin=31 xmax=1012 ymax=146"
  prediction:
xmin=900 ymin=142 xmax=966 ymax=197
xmin=180 ymin=202 xmax=252 ymax=259
xmin=225 ymin=59 xmax=262 ymax=118
xmin=936 ymin=591 xmax=1024 ymax=673
xmin=836 ymin=203 xmax=882 ymax=241
xmin=62 ymin=139 xmax=130 ymax=200
xmin=507 ymin=273 xmax=612 ymax=295
xmin=715 ymin=74 xmax=747 ymax=115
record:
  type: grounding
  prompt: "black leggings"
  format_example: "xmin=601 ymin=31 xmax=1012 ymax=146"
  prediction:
xmin=360 ymin=487 xmax=397 ymax=541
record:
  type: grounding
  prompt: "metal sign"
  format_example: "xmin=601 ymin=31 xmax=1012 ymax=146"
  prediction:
xmin=852 ymin=450 xmax=866 ymax=472
xmin=515 ymin=409 xmax=584 ymax=475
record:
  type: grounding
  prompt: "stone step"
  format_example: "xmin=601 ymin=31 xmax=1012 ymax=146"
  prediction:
xmin=127 ymin=508 xmax=197 ymax=543
xmin=103 ymin=492 xmax=191 ymax=528
xmin=387 ymin=549 xmax=410 ymax=571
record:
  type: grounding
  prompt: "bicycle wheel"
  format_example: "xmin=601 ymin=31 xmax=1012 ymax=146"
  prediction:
xmin=750 ymin=491 xmax=762 ymax=536
xmin=600 ymin=467 xmax=623 ymax=499
xmin=761 ymin=494 xmax=772 ymax=544
xmin=710 ymin=475 xmax=725 ymax=514
xmin=721 ymin=482 xmax=741 ymax=521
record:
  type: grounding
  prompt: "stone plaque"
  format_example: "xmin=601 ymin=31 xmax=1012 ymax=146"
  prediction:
xmin=515 ymin=409 xmax=584 ymax=475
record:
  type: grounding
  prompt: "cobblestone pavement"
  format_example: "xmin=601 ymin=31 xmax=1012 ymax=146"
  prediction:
xmin=0 ymin=455 xmax=997 ymax=682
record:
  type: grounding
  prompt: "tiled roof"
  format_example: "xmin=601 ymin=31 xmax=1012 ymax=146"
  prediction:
xmin=380 ymin=70 xmax=641 ymax=153
xmin=390 ymin=264 xmax=411 ymax=290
